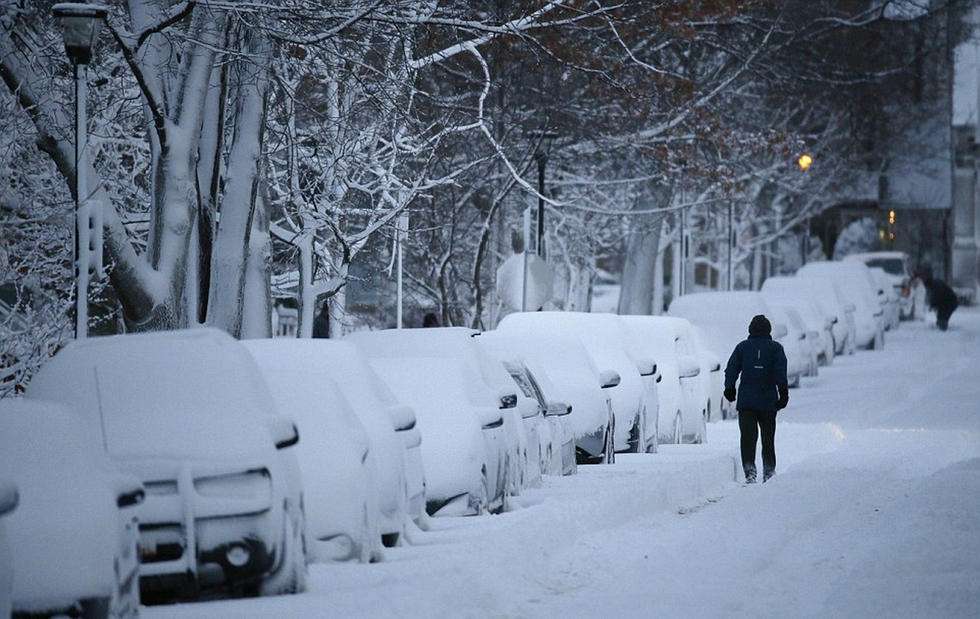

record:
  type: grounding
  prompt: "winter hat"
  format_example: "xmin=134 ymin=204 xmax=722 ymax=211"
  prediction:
xmin=748 ymin=314 xmax=771 ymax=336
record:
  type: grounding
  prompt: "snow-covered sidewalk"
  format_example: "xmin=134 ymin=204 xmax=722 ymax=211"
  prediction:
xmin=147 ymin=309 xmax=980 ymax=618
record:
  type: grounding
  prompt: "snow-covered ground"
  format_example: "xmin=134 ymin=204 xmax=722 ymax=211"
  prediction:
xmin=147 ymin=309 xmax=980 ymax=618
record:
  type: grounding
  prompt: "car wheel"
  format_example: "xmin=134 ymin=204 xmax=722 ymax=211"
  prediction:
xmin=672 ymin=412 xmax=682 ymax=444
xmin=628 ymin=408 xmax=645 ymax=454
xmin=603 ymin=417 xmax=616 ymax=464
xmin=261 ymin=509 xmax=308 ymax=594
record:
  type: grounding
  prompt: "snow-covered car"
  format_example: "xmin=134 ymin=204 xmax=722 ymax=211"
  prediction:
xmin=618 ymin=315 xmax=708 ymax=443
xmin=760 ymin=275 xmax=836 ymax=365
xmin=245 ymin=340 xmax=393 ymax=560
xmin=680 ymin=324 xmax=726 ymax=421
xmin=347 ymin=329 xmax=514 ymax=516
xmin=0 ymin=479 xmax=14 ymax=619
xmin=788 ymin=273 xmax=856 ymax=355
xmin=476 ymin=332 xmax=575 ymax=479
xmin=767 ymin=304 xmax=814 ymax=385
xmin=798 ymin=261 xmax=884 ymax=350
xmin=300 ymin=340 xmax=425 ymax=526
xmin=868 ymin=266 xmax=901 ymax=330
xmin=28 ymin=329 xmax=306 ymax=601
xmin=498 ymin=312 xmax=659 ymax=454
xmin=845 ymin=251 xmax=917 ymax=319
xmin=1 ymin=400 xmax=144 ymax=617
xmin=670 ymin=291 xmax=793 ymax=370
xmin=350 ymin=327 xmax=528 ymax=495
xmin=477 ymin=329 xmax=615 ymax=465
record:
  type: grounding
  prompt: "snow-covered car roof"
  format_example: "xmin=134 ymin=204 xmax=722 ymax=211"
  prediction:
xmin=668 ymin=291 xmax=772 ymax=358
xmin=618 ymin=315 xmax=688 ymax=359
xmin=797 ymin=261 xmax=879 ymax=311
xmin=0 ymin=399 xmax=121 ymax=608
xmin=346 ymin=327 xmax=512 ymax=396
xmin=27 ymin=328 xmax=278 ymax=461
xmin=477 ymin=329 xmax=607 ymax=438
xmin=497 ymin=311 xmax=636 ymax=372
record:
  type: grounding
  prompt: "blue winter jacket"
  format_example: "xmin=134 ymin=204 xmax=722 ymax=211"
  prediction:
xmin=724 ymin=334 xmax=788 ymax=412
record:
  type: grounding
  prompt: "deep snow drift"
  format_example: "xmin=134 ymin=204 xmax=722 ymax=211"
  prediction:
xmin=147 ymin=309 xmax=980 ymax=618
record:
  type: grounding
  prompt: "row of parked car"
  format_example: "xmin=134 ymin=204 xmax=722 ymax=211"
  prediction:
xmin=0 ymin=252 xmax=914 ymax=616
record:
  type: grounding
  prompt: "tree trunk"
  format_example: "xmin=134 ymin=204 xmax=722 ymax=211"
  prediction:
xmin=618 ymin=214 xmax=664 ymax=315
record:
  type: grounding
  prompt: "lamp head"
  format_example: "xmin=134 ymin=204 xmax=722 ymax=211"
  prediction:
xmin=52 ymin=3 xmax=109 ymax=65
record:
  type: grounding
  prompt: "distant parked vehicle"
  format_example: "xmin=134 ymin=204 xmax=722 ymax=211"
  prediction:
xmin=0 ymin=480 xmax=17 ymax=618
xmin=845 ymin=251 xmax=917 ymax=319
xmin=498 ymin=312 xmax=659 ymax=454
xmin=1 ymin=400 xmax=144 ymax=617
xmin=245 ymin=340 xmax=392 ymax=561
xmin=347 ymin=329 xmax=514 ymax=516
xmin=476 ymin=332 xmax=574 ymax=478
xmin=618 ymin=315 xmax=709 ymax=442
xmin=767 ymin=304 xmax=814 ymax=386
xmin=798 ymin=261 xmax=884 ymax=350
xmin=299 ymin=340 xmax=426 ymax=527
xmin=761 ymin=275 xmax=836 ymax=365
xmin=475 ymin=330 xmax=615 ymax=465
xmin=868 ymin=267 xmax=901 ymax=330
xmin=669 ymin=291 xmax=798 ymax=386
xmin=28 ymin=329 xmax=307 ymax=601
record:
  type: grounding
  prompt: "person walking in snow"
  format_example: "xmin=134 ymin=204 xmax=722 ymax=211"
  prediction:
xmin=919 ymin=272 xmax=958 ymax=331
xmin=724 ymin=314 xmax=789 ymax=484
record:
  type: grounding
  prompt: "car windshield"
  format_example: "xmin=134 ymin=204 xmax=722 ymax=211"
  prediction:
xmin=865 ymin=258 xmax=904 ymax=276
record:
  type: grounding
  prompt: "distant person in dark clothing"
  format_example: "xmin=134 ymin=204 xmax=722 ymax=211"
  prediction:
xmin=312 ymin=302 xmax=331 ymax=338
xmin=724 ymin=314 xmax=789 ymax=484
xmin=920 ymin=273 xmax=958 ymax=331
xmin=422 ymin=312 xmax=440 ymax=328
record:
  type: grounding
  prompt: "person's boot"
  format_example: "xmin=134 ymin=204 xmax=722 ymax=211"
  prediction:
xmin=743 ymin=464 xmax=757 ymax=484
xmin=763 ymin=467 xmax=775 ymax=483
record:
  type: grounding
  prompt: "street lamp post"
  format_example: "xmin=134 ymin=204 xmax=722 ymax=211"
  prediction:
xmin=52 ymin=3 xmax=107 ymax=340
xmin=528 ymin=129 xmax=558 ymax=259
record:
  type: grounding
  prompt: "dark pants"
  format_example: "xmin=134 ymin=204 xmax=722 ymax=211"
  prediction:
xmin=738 ymin=409 xmax=777 ymax=478
xmin=937 ymin=304 xmax=956 ymax=331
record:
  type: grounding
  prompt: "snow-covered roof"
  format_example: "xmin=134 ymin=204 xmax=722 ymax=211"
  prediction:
xmin=27 ymin=328 xmax=278 ymax=461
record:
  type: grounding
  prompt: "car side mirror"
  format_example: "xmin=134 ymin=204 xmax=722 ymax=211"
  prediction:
xmin=772 ymin=323 xmax=788 ymax=339
xmin=599 ymin=369 xmax=621 ymax=389
xmin=0 ymin=481 xmax=18 ymax=517
xmin=499 ymin=392 xmax=518 ymax=409
xmin=386 ymin=404 xmax=417 ymax=432
xmin=268 ymin=416 xmax=300 ymax=450
xmin=679 ymin=357 xmax=701 ymax=378
xmin=545 ymin=401 xmax=572 ymax=416
xmin=636 ymin=358 xmax=657 ymax=377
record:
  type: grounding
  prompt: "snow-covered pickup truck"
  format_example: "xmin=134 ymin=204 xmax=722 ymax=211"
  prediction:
xmin=27 ymin=329 xmax=306 ymax=602
xmin=1 ymin=400 xmax=143 ymax=617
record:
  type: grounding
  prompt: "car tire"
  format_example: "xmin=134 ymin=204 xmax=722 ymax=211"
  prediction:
xmin=628 ymin=408 xmax=645 ymax=454
xmin=692 ymin=409 xmax=707 ymax=444
xmin=602 ymin=417 xmax=616 ymax=464
xmin=261 ymin=510 xmax=308 ymax=595
xmin=672 ymin=412 xmax=682 ymax=444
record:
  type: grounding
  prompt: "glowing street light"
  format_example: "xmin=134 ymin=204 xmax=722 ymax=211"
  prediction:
xmin=797 ymin=153 xmax=813 ymax=172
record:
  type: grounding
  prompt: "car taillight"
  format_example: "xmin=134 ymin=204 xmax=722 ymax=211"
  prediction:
xmin=194 ymin=468 xmax=271 ymax=500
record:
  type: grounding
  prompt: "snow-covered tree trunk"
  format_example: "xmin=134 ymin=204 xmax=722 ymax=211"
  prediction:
xmin=206 ymin=32 xmax=271 ymax=337
xmin=652 ymin=241 xmax=666 ymax=314
xmin=618 ymin=214 xmax=664 ymax=315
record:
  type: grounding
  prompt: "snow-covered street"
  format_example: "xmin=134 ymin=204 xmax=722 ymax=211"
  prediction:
xmin=146 ymin=310 xmax=980 ymax=618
